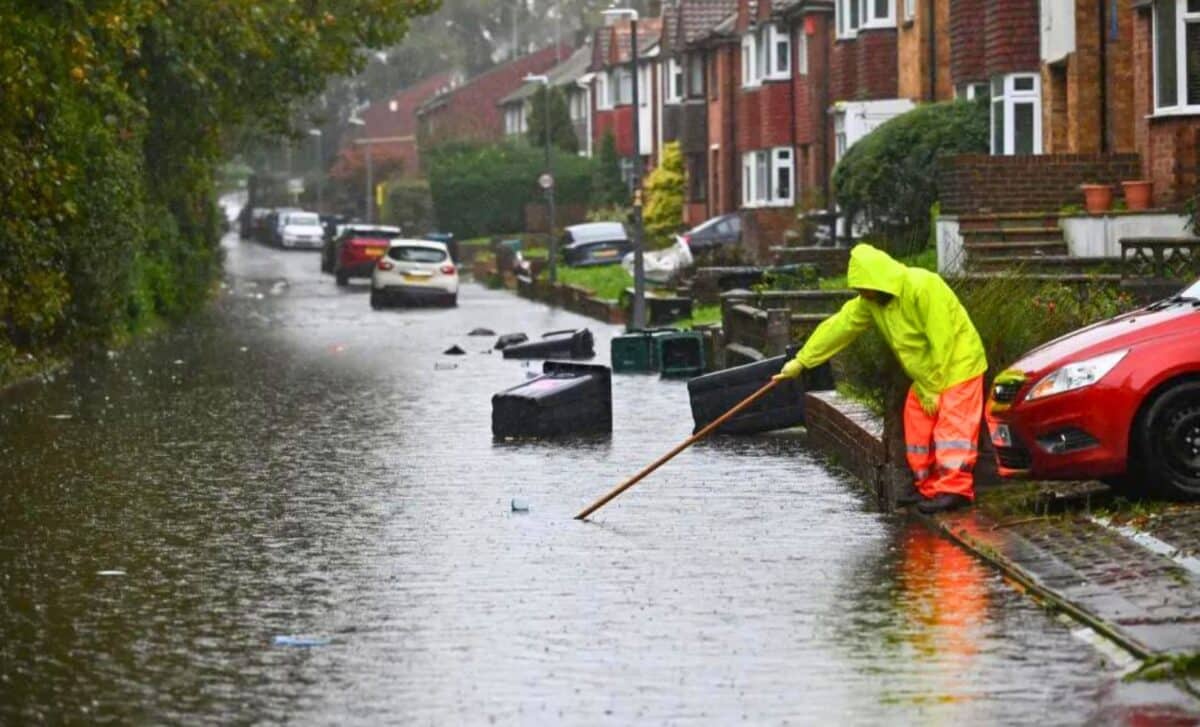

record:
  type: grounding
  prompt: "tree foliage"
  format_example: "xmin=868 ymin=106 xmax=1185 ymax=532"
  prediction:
xmin=427 ymin=141 xmax=597 ymax=239
xmin=0 ymin=0 xmax=436 ymax=381
xmin=832 ymin=99 xmax=988 ymax=257
xmin=526 ymin=86 xmax=579 ymax=153
xmin=643 ymin=141 xmax=685 ymax=249
xmin=591 ymin=131 xmax=627 ymax=209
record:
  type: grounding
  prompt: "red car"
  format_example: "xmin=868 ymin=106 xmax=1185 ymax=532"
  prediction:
xmin=986 ymin=279 xmax=1200 ymax=499
xmin=329 ymin=225 xmax=402 ymax=286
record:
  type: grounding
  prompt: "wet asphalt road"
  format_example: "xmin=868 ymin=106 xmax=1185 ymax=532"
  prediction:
xmin=0 ymin=220 xmax=1182 ymax=724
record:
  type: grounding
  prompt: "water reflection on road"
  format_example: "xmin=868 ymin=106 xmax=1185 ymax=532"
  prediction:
xmin=0 ymin=232 xmax=1154 ymax=723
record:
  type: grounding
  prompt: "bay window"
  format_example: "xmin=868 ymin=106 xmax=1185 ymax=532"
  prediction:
xmin=861 ymin=0 xmax=895 ymax=28
xmin=596 ymin=73 xmax=612 ymax=110
xmin=837 ymin=0 xmax=861 ymax=38
xmin=1153 ymin=0 xmax=1200 ymax=113
xmin=741 ymin=147 xmax=796 ymax=206
xmin=838 ymin=0 xmax=894 ymax=37
xmin=742 ymin=24 xmax=790 ymax=86
xmin=991 ymin=74 xmax=1042 ymax=155
xmin=687 ymin=53 xmax=705 ymax=98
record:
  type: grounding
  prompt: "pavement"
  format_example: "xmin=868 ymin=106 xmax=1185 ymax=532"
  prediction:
xmin=925 ymin=482 xmax=1200 ymax=693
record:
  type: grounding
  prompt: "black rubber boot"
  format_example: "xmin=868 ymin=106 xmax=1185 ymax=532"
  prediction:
xmin=916 ymin=493 xmax=971 ymax=515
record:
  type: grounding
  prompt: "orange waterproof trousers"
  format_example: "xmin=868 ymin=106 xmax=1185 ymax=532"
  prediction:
xmin=903 ymin=375 xmax=984 ymax=500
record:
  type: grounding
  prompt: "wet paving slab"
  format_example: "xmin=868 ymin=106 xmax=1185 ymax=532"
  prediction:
xmin=0 ymin=232 xmax=1197 ymax=723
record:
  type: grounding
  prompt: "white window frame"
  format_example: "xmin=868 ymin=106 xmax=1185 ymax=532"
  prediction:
xmin=836 ymin=0 xmax=861 ymax=38
xmin=741 ymin=32 xmax=758 ymax=87
xmin=904 ymin=0 xmax=916 ymax=22
xmin=990 ymin=73 xmax=1042 ymax=155
xmin=596 ymin=73 xmax=612 ymax=111
xmin=611 ymin=67 xmax=633 ymax=106
xmin=638 ymin=64 xmax=651 ymax=109
xmin=666 ymin=57 xmax=683 ymax=103
xmin=741 ymin=147 xmax=795 ymax=207
xmin=766 ymin=24 xmax=790 ymax=79
xmin=860 ymin=0 xmax=896 ymax=29
xmin=956 ymin=82 xmax=989 ymax=101
xmin=1153 ymin=0 xmax=1200 ymax=114
xmin=834 ymin=112 xmax=848 ymax=161
xmin=795 ymin=26 xmax=808 ymax=75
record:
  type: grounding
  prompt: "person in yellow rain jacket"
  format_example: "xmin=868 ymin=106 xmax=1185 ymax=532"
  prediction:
xmin=774 ymin=244 xmax=988 ymax=513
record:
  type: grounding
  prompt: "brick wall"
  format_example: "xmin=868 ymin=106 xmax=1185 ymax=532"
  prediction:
xmin=680 ymin=101 xmax=708 ymax=153
xmin=939 ymin=153 xmax=1142 ymax=214
xmin=830 ymin=39 xmax=857 ymax=101
xmin=803 ymin=391 xmax=887 ymax=502
xmin=594 ymin=106 xmax=637 ymax=157
xmin=857 ymin=29 xmax=899 ymax=99
xmin=984 ymin=0 xmax=1039 ymax=77
xmin=741 ymin=207 xmax=795 ymax=262
xmin=949 ymin=0 xmax=986 ymax=85
xmin=709 ymin=43 xmax=740 ymax=215
xmin=736 ymin=81 xmax=793 ymax=151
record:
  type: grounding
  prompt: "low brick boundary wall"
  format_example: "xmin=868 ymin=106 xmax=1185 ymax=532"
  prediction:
xmin=515 ymin=276 xmax=626 ymax=325
xmin=940 ymin=153 xmax=1141 ymax=215
xmin=803 ymin=391 xmax=892 ymax=509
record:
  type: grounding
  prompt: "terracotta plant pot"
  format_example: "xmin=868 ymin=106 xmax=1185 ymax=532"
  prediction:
xmin=1080 ymin=184 xmax=1113 ymax=214
xmin=1121 ymin=180 xmax=1153 ymax=211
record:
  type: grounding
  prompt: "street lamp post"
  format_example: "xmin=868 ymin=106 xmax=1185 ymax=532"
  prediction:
xmin=308 ymin=128 xmax=323 ymax=213
xmin=603 ymin=6 xmax=646 ymax=330
xmin=525 ymin=74 xmax=558 ymax=284
xmin=347 ymin=116 xmax=375 ymax=223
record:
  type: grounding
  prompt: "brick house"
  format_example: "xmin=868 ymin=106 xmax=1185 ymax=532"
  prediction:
xmin=497 ymin=43 xmax=594 ymax=155
xmin=587 ymin=17 xmax=664 ymax=182
xmin=416 ymin=44 xmax=570 ymax=149
xmin=660 ymin=0 xmax=738 ymax=225
xmin=330 ymin=72 xmax=454 ymax=182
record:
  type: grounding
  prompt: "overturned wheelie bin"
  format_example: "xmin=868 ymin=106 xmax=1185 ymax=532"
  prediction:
xmin=501 ymin=328 xmax=594 ymax=360
xmin=492 ymin=361 xmax=612 ymax=438
xmin=687 ymin=347 xmax=834 ymax=434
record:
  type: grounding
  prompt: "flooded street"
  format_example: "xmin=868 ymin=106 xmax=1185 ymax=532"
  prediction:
xmin=0 ymin=231 xmax=1154 ymax=724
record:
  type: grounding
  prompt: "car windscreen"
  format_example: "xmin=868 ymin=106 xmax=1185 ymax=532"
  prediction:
xmin=287 ymin=213 xmax=319 ymax=225
xmin=388 ymin=246 xmax=447 ymax=263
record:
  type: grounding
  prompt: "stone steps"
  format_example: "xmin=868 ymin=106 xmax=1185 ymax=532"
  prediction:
xmin=961 ymin=226 xmax=1065 ymax=243
xmin=964 ymin=240 xmax=1070 ymax=258
xmin=969 ymin=255 xmax=1120 ymax=274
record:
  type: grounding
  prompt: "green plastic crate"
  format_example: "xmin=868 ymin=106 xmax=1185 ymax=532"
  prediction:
xmin=610 ymin=328 xmax=677 ymax=373
xmin=656 ymin=331 xmax=705 ymax=379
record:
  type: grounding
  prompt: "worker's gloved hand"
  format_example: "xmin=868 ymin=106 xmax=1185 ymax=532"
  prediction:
xmin=772 ymin=359 xmax=804 ymax=382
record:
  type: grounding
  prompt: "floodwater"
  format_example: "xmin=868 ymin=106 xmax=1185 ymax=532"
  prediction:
xmin=0 ymin=221 xmax=1179 ymax=724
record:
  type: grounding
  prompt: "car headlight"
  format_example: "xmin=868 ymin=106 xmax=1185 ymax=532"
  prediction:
xmin=1025 ymin=350 xmax=1128 ymax=401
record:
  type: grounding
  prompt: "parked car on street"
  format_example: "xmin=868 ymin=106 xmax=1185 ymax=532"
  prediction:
xmin=679 ymin=213 xmax=741 ymax=253
xmin=277 ymin=211 xmax=324 ymax=249
xmin=370 ymin=239 xmax=458 ymax=308
xmin=259 ymin=207 xmax=301 ymax=245
xmin=328 ymin=224 xmax=403 ymax=285
xmin=561 ymin=222 xmax=633 ymax=267
xmin=986 ymin=279 xmax=1200 ymax=499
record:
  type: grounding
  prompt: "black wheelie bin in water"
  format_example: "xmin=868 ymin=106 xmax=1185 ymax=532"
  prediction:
xmin=687 ymin=346 xmax=834 ymax=434
xmin=492 ymin=361 xmax=612 ymax=438
xmin=501 ymin=328 xmax=595 ymax=359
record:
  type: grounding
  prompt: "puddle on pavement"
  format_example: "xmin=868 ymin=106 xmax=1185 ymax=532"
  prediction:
xmin=0 ymin=235 xmax=1164 ymax=723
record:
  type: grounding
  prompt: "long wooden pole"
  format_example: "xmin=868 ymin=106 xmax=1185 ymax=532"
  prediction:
xmin=575 ymin=378 xmax=780 ymax=520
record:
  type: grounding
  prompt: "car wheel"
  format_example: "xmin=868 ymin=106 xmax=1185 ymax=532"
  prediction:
xmin=370 ymin=290 xmax=385 ymax=309
xmin=1136 ymin=380 xmax=1200 ymax=499
xmin=335 ymin=271 xmax=349 ymax=287
xmin=445 ymin=293 xmax=458 ymax=307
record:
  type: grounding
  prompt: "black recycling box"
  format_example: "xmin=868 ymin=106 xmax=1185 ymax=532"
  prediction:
xmin=686 ymin=346 xmax=834 ymax=434
xmin=501 ymin=328 xmax=594 ymax=359
xmin=492 ymin=361 xmax=613 ymax=437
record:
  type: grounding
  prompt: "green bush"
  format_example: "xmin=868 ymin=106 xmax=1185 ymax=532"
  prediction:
xmin=591 ymin=131 xmax=627 ymax=208
xmin=526 ymin=86 xmax=578 ymax=153
xmin=427 ymin=141 xmax=597 ymax=239
xmin=382 ymin=178 xmax=435 ymax=233
xmin=643 ymin=141 xmax=685 ymax=249
xmin=832 ymin=99 xmax=989 ymax=257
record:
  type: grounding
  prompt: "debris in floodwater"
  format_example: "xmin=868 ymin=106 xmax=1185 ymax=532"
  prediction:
xmin=494 ymin=333 xmax=529 ymax=350
xmin=49 ymin=414 xmax=74 ymax=420
xmin=273 ymin=635 xmax=331 ymax=648
xmin=468 ymin=327 xmax=496 ymax=337
xmin=511 ymin=498 xmax=530 ymax=512
xmin=96 ymin=570 xmax=126 ymax=577
xmin=435 ymin=363 xmax=458 ymax=370
xmin=443 ymin=345 xmax=467 ymax=356
xmin=173 ymin=359 xmax=184 ymax=365
xmin=239 ymin=346 xmax=249 ymax=353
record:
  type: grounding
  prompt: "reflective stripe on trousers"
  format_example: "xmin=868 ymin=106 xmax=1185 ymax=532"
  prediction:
xmin=903 ymin=375 xmax=984 ymax=500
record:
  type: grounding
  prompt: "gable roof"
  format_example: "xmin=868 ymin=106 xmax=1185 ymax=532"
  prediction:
xmin=497 ymin=42 xmax=593 ymax=107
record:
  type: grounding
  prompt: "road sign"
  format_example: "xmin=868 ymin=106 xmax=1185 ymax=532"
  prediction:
xmin=287 ymin=178 xmax=305 ymax=195
xmin=538 ymin=173 xmax=554 ymax=190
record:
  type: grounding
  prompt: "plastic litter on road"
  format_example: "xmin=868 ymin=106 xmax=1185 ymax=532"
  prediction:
xmin=493 ymin=332 xmax=528 ymax=350
xmin=501 ymin=329 xmax=594 ymax=360
xmin=511 ymin=498 xmax=530 ymax=512
xmin=273 ymin=635 xmax=331 ymax=648
xmin=492 ymin=361 xmax=612 ymax=437
xmin=468 ymin=328 xmax=496 ymax=336
xmin=434 ymin=363 xmax=458 ymax=370
xmin=443 ymin=345 xmax=467 ymax=356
